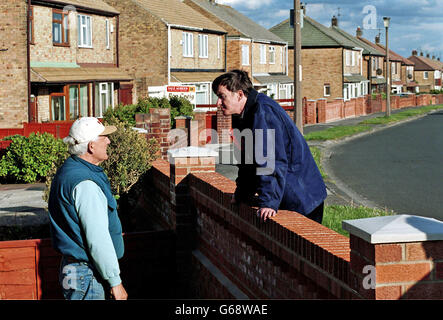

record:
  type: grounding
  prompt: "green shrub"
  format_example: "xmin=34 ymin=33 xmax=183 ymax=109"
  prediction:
xmin=100 ymin=117 xmax=159 ymax=196
xmin=104 ymin=103 xmax=138 ymax=126
xmin=0 ymin=133 xmax=68 ymax=183
xmin=169 ymin=95 xmax=194 ymax=126
xmin=103 ymin=96 xmax=194 ymax=128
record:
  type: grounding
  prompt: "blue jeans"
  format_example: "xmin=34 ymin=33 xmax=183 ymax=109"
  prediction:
xmin=59 ymin=256 xmax=106 ymax=300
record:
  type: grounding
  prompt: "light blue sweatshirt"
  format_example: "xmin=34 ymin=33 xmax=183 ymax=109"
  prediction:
xmin=73 ymin=180 xmax=122 ymax=287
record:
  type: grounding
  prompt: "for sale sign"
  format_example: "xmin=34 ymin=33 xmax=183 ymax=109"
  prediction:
xmin=166 ymin=86 xmax=196 ymax=104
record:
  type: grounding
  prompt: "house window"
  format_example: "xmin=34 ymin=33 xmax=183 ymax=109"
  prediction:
xmin=195 ymin=83 xmax=208 ymax=105
xmin=78 ymin=15 xmax=92 ymax=47
xmin=241 ymin=45 xmax=249 ymax=66
xmin=346 ymin=51 xmax=351 ymax=66
xmin=269 ymin=46 xmax=275 ymax=64
xmin=95 ymin=82 xmax=114 ymax=118
xmin=53 ymin=9 xmax=69 ymax=46
xmin=343 ymin=84 xmax=349 ymax=100
xmin=280 ymin=47 xmax=283 ymax=65
xmin=183 ymin=32 xmax=193 ymax=57
xmin=259 ymin=44 xmax=266 ymax=64
xmin=217 ymin=36 xmax=221 ymax=59
xmin=29 ymin=6 xmax=35 ymax=44
xmin=198 ymin=34 xmax=208 ymax=58
xmin=391 ymin=62 xmax=396 ymax=75
xmin=51 ymin=94 xmax=67 ymax=121
xmin=105 ymin=19 xmax=110 ymax=49
xmin=424 ymin=71 xmax=429 ymax=79
xmin=267 ymin=83 xmax=277 ymax=98
xmin=324 ymin=84 xmax=331 ymax=97
xmin=351 ymin=51 xmax=356 ymax=66
xmin=69 ymin=84 xmax=89 ymax=120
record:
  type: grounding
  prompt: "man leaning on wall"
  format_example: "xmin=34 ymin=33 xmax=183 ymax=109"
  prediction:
xmin=212 ymin=70 xmax=327 ymax=223
xmin=48 ymin=117 xmax=128 ymax=300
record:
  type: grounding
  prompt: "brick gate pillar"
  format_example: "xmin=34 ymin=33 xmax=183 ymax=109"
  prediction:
xmin=167 ymin=146 xmax=218 ymax=297
xmin=343 ymin=215 xmax=443 ymax=299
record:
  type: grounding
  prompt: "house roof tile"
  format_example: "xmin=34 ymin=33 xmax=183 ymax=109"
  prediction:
xmin=133 ymin=0 xmax=226 ymax=33
xmin=407 ymin=55 xmax=439 ymax=71
xmin=185 ymin=0 xmax=285 ymax=43
xmin=39 ymin=0 xmax=119 ymax=15
xmin=270 ymin=16 xmax=358 ymax=49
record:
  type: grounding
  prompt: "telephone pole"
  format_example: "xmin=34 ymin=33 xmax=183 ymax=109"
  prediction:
xmin=293 ymin=0 xmax=303 ymax=133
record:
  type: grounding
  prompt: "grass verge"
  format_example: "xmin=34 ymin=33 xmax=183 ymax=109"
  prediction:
xmin=323 ymin=205 xmax=394 ymax=237
xmin=304 ymin=104 xmax=443 ymax=141
xmin=304 ymin=125 xmax=371 ymax=141
xmin=359 ymin=104 xmax=443 ymax=125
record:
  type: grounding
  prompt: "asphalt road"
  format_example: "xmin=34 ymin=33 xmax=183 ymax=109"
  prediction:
xmin=327 ymin=110 xmax=443 ymax=220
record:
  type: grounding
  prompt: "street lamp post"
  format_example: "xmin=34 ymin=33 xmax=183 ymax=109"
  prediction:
xmin=383 ymin=16 xmax=391 ymax=117
xmin=293 ymin=0 xmax=303 ymax=133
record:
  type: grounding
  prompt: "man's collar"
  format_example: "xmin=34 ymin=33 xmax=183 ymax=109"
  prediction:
xmin=239 ymin=89 xmax=258 ymax=119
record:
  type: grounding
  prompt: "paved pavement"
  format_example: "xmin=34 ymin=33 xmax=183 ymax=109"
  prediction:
xmin=0 ymin=106 xmax=433 ymax=226
xmin=0 ymin=183 xmax=48 ymax=226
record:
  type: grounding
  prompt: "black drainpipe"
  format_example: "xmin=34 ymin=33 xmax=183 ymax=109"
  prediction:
xmin=27 ymin=0 xmax=32 ymax=122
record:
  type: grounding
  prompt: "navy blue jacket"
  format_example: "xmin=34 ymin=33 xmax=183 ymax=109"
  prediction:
xmin=48 ymin=156 xmax=124 ymax=262
xmin=232 ymin=89 xmax=326 ymax=216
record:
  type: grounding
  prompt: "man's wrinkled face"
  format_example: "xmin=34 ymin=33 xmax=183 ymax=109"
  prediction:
xmin=90 ymin=135 xmax=111 ymax=164
xmin=216 ymin=85 xmax=245 ymax=116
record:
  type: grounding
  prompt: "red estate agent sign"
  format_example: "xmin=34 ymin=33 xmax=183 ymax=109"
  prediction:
xmin=167 ymin=86 xmax=196 ymax=92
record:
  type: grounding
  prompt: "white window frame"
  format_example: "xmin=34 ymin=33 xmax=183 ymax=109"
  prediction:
xmin=424 ymin=71 xmax=429 ymax=79
xmin=351 ymin=51 xmax=356 ymax=66
xmin=269 ymin=46 xmax=275 ymax=64
xmin=198 ymin=34 xmax=208 ymax=58
xmin=346 ymin=51 xmax=351 ymax=66
xmin=78 ymin=14 xmax=92 ymax=48
xmin=96 ymin=82 xmax=114 ymax=118
xmin=241 ymin=45 xmax=249 ymax=66
xmin=105 ymin=19 xmax=110 ymax=49
xmin=280 ymin=47 xmax=283 ymax=65
xmin=183 ymin=32 xmax=194 ymax=57
xmin=217 ymin=36 xmax=221 ymax=59
xmin=259 ymin=44 xmax=266 ymax=64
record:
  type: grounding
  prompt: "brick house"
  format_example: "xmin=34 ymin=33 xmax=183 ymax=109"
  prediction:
xmin=358 ymin=34 xmax=417 ymax=94
xmin=270 ymin=14 xmax=369 ymax=101
xmin=408 ymin=51 xmax=443 ymax=92
xmin=0 ymin=1 xmax=28 ymax=128
xmin=3 ymin=0 xmax=133 ymax=127
xmin=184 ymin=0 xmax=291 ymax=100
xmin=102 ymin=0 xmax=227 ymax=106
xmin=332 ymin=25 xmax=385 ymax=95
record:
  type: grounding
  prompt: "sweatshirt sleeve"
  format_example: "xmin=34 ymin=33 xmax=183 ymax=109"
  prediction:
xmin=73 ymin=180 xmax=122 ymax=288
xmin=252 ymin=110 xmax=289 ymax=211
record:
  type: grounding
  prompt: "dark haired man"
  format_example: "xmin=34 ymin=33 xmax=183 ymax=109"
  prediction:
xmin=212 ymin=70 xmax=326 ymax=223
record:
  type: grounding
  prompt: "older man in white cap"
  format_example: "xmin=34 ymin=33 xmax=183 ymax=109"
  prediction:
xmin=48 ymin=117 xmax=127 ymax=300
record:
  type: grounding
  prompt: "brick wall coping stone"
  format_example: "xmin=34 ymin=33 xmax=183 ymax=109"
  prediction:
xmin=168 ymin=146 xmax=218 ymax=161
xmin=342 ymin=214 xmax=443 ymax=244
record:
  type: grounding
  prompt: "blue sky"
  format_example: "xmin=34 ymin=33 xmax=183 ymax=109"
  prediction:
xmin=217 ymin=0 xmax=443 ymax=59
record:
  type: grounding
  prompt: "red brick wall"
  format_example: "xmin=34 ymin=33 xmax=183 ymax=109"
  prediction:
xmin=0 ymin=231 xmax=176 ymax=299
xmin=146 ymin=159 xmax=356 ymax=299
xmin=0 ymin=0 xmax=28 ymax=128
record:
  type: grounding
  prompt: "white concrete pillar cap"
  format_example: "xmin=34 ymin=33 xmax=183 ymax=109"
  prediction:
xmin=342 ymin=214 xmax=443 ymax=244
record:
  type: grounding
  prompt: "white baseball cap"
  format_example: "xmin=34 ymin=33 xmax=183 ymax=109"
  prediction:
xmin=67 ymin=117 xmax=117 ymax=144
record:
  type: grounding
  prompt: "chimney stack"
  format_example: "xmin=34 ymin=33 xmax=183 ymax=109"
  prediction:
xmin=331 ymin=15 xmax=338 ymax=27
xmin=426 ymin=53 xmax=430 ymax=58
xmin=301 ymin=3 xmax=306 ymax=15
xmin=412 ymin=50 xmax=417 ymax=56
xmin=375 ymin=35 xmax=380 ymax=44
xmin=356 ymin=26 xmax=362 ymax=37
xmin=420 ymin=52 xmax=423 ymax=56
